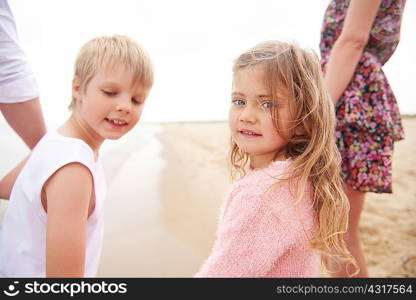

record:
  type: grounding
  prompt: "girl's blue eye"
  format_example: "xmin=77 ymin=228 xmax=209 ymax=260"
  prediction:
xmin=261 ymin=101 xmax=271 ymax=109
xmin=233 ymin=99 xmax=245 ymax=105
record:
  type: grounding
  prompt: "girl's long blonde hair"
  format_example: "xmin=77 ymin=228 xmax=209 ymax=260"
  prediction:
xmin=230 ymin=40 xmax=357 ymax=276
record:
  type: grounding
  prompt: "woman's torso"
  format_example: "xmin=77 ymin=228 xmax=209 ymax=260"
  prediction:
xmin=320 ymin=0 xmax=407 ymax=65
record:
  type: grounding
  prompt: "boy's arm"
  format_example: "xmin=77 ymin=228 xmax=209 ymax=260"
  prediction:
xmin=0 ymin=155 xmax=30 ymax=200
xmin=44 ymin=162 xmax=93 ymax=278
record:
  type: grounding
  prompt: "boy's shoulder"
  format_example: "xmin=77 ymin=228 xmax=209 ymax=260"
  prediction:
xmin=33 ymin=131 xmax=96 ymax=164
xmin=13 ymin=131 xmax=105 ymax=202
xmin=20 ymin=131 xmax=99 ymax=186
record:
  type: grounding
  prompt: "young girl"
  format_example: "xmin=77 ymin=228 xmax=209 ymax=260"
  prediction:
xmin=0 ymin=35 xmax=153 ymax=277
xmin=195 ymin=41 xmax=357 ymax=277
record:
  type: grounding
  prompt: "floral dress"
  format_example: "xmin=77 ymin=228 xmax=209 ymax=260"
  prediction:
xmin=320 ymin=0 xmax=406 ymax=193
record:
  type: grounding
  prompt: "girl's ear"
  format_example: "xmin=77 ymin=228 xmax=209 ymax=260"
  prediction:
xmin=295 ymin=125 xmax=305 ymax=136
xmin=72 ymin=76 xmax=82 ymax=103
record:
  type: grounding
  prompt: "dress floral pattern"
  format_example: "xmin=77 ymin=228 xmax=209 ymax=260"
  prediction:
xmin=320 ymin=0 xmax=406 ymax=193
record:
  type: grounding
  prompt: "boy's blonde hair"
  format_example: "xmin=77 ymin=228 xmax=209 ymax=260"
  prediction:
xmin=69 ymin=35 xmax=154 ymax=110
xmin=230 ymin=40 xmax=358 ymax=276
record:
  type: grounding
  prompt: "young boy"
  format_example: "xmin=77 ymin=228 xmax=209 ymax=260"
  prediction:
xmin=0 ymin=35 xmax=153 ymax=277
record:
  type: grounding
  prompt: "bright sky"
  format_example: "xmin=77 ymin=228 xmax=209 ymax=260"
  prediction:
xmin=7 ymin=0 xmax=416 ymax=125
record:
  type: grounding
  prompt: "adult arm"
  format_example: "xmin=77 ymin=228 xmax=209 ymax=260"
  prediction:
xmin=0 ymin=2 xmax=46 ymax=148
xmin=0 ymin=98 xmax=46 ymax=149
xmin=0 ymin=155 xmax=29 ymax=200
xmin=44 ymin=162 xmax=93 ymax=277
xmin=324 ymin=0 xmax=382 ymax=105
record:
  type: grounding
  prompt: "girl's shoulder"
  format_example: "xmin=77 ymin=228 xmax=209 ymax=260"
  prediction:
xmin=231 ymin=159 xmax=292 ymax=196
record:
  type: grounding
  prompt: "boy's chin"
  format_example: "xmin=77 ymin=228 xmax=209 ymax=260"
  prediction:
xmin=103 ymin=132 xmax=127 ymax=140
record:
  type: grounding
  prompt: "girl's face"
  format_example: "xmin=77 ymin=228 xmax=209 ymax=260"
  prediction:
xmin=73 ymin=65 xmax=149 ymax=143
xmin=229 ymin=65 xmax=292 ymax=169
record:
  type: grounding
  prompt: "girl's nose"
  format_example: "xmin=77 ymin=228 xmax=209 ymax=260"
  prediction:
xmin=239 ymin=105 xmax=256 ymax=123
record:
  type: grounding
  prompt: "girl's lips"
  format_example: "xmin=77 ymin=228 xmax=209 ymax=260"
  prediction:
xmin=239 ymin=129 xmax=262 ymax=137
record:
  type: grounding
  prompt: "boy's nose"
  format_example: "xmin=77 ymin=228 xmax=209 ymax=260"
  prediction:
xmin=115 ymin=98 xmax=132 ymax=113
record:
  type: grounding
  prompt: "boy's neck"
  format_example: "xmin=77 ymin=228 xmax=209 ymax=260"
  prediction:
xmin=58 ymin=115 xmax=103 ymax=160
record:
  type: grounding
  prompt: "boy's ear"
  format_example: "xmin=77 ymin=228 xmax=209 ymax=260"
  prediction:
xmin=72 ymin=75 xmax=82 ymax=101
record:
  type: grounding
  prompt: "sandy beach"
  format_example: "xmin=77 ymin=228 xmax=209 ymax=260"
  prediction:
xmin=0 ymin=118 xmax=415 ymax=277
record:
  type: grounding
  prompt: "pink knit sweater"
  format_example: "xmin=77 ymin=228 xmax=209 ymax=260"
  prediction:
xmin=195 ymin=160 xmax=320 ymax=277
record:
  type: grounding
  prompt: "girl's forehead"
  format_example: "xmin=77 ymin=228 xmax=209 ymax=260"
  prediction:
xmin=233 ymin=66 xmax=266 ymax=88
xmin=234 ymin=64 xmax=265 ymax=77
xmin=232 ymin=67 xmax=290 ymax=101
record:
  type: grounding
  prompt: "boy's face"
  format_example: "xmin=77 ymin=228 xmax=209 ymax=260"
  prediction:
xmin=73 ymin=65 xmax=149 ymax=141
xmin=229 ymin=65 xmax=292 ymax=168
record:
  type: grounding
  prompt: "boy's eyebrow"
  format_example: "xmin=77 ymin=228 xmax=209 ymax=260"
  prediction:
xmin=101 ymin=81 xmax=120 ymax=86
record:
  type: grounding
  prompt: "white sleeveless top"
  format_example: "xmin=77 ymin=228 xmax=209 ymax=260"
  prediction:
xmin=0 ymin=131 xmax=106 ymax=277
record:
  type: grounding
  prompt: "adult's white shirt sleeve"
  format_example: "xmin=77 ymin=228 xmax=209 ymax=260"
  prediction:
xmin=0 ymin=0 xmax=39 ymax=103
